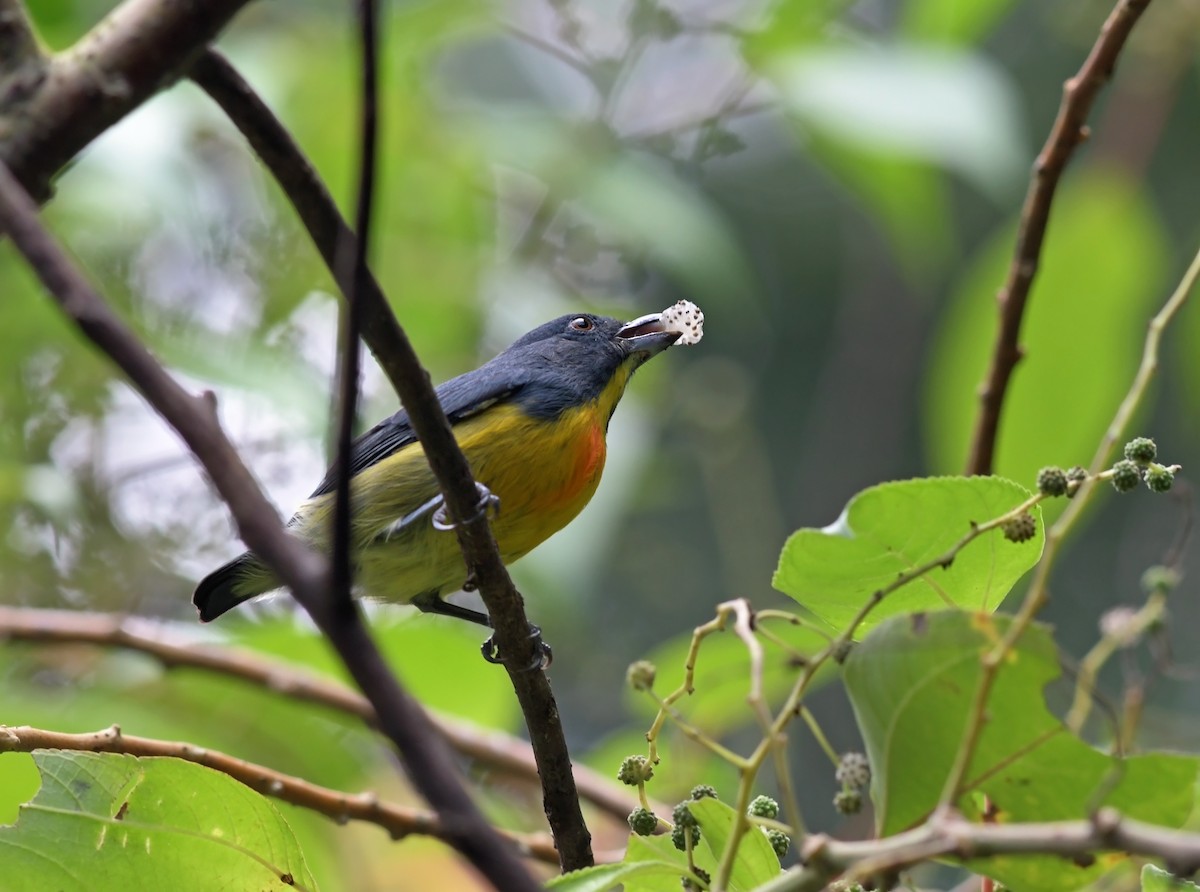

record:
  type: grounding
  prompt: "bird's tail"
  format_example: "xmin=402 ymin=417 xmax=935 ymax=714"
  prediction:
xmin=193 ymin=553 xmax=271 ymax=622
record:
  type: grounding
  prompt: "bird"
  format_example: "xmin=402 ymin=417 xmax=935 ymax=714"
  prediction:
xmin=193 ymin=310 xmax=685 ymax=662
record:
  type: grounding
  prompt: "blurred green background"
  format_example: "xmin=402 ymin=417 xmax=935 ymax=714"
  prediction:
xmin=3 ymin=0 xmax=1200 ymax=888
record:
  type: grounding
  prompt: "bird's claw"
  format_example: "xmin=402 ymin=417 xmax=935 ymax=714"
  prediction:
xmin=481 ymin=624 xmax=553 ymax=671
xmin=433 ymin=482 xmax=500 ymax=531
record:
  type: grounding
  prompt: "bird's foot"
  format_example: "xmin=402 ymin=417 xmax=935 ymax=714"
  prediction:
xmin=432 ymin=482 xmax=500 ymax=531
xmin=481 ymin=624 xmax=553 ymax=671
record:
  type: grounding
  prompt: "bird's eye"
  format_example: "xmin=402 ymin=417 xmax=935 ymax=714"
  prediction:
xmin=569 ymin=316 xmax=594 ymax=332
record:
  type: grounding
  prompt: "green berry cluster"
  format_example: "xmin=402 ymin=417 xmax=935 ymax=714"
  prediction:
xmin=1036 ymin=466 xmax=1069 ymax=497
xmin=1002 ymin=512 xmax=1037 ymax=543
xmin=1066 ymin=466 xmax=1088 ymax=496
xmin=833 ymin=789 xmax=862 ymax=815
xmin=626 ymin=660 xmax=657 ymax=691
xmin=671 ymin=803 xmax=701 ymax=851
xmin=681 ymin=867 xmax=710 ymax=891
xmin=618 ymin=755 xmax=654 ymax=786
xmin=1111 ymin=459 xmax=1141 ymax=492
xmin=628 ymin=807 xmax=658 ymax=836
xmin=766 ymin=828 xmax=790 ymax=858
xmin=1125 ymin=437 xmax=1157 ymax=464
xmin=1109 ymin=438 xmax=1177 ymax=494
xmin=689 ymin=785 xmax=718 ymax=801
xmin=747 ymin=794 xmax=779 ymax=819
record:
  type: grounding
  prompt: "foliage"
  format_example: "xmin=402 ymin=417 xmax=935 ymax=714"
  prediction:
xmin=4 ymin=0 xmax=1200 ymax=889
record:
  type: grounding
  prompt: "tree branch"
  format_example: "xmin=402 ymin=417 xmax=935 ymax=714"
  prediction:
xmin=0 ymin=0 xmax=42 ymax=80
xmin=0 ymin=0 xmax=256 ymax=201
xmin=189 ymin=50 xmax=593 ymax=870
xmin=0 ymin=161 xmax=541 ymax=892
xmin=0 ymin=723 xmax=563 ymax=865
xmin=965 ymin=0 xmax=1155 ymax=475
xmin=761 ymin=809 xmax=1200 ymax=891
xmin=330 ymin=0 xmax=380 ymax=614
xmin=0 ymin=606 xmax=652 ymax=825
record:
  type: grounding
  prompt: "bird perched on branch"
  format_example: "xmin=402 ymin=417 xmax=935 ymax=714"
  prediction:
xmin=194 ymin=305 xmax=703 ymax=663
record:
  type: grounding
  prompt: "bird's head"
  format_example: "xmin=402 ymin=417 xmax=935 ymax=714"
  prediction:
xmin=502 ymin=311 xmax=683 ymax=420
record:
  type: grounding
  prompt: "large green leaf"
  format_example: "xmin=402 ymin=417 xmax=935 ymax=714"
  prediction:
xmin=773 ymin=476 xmax=1042 ymax=636
xmin=844 ymin=611 xmax=1198 ymax=891
xmin=690 ymin=798 xmax=782 ymax=889
xmin=924 ymin=171 xmax=1167 ymax=481
xmin=0 ymin=751 xmax=316 ymax=892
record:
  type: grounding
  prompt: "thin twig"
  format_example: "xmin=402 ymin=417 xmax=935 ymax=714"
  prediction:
xmin=0 ymin=161 xmax=542 ymax=892
xmin=0 ymin=723 xmax=562 ymax=865
xmin=189 ymin=51 xmax=593 ymax=870
xmin=966 ymin=0 xmax=1155 ymax=475
xmin=0 ymin=606 xmax=651 ymax=824
xmin=330 ymin=0 xmax=380 ymax=612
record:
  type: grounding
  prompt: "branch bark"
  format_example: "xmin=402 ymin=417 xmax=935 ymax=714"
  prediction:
xmin=761 ymin=810 xmax=1200 ymax=891
xmin=0 ymin=161 xmax=541 ymax=892
xmin=965 ymin=0 xmax=1155 ymax=475
xmin=0 ymin=723 xmax=562 ymax=865
xmin=0 ymin=0 xmax=256 ymax=201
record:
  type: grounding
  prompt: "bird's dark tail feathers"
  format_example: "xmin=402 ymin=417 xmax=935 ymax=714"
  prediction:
xmin=194 ymin=553 xmax=262 ymax=622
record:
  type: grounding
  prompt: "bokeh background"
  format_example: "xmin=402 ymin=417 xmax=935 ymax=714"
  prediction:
xmin=3 ymin=0 xmax=1200 ymax=888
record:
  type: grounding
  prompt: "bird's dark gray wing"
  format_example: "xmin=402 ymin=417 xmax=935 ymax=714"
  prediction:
xmin=309 ymin=366 xmax=524 ymax=498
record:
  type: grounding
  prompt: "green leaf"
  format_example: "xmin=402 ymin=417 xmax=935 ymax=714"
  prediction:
xmin=773 ymin=476 xmax=1042 ymax=636
xmin=767 ymin=45 xmax=1025 ymax=198
xmin=844 ymin=611 xmax=1198 ymax=892
xmin=0 ymin=751 xmax=317 ymax=892
xmin=546 ymin=857 xmax=685 ymax=892
xmin=1144 ymin=865 xmax=1200 ymax=891
xmin=618 ymin=834 xmax=694 ymax=892
xmin=925 ymin=171 xmax=1168 ymax=482
xmin=901 ymin=0 xmax=1017 ymax=44
xmin=690 ymin=798 xmax=782 ymax=888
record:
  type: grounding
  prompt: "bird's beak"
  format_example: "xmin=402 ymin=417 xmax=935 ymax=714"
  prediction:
xmin=617 ymin=313 xmax=682 ymax=359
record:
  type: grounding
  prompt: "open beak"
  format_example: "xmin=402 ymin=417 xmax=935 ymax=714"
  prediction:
xmin=617 ymin=313 xmax=681 ymax=359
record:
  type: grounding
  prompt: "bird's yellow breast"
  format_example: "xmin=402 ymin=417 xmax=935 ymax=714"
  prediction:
xmin=292 ymin=369 xmax=638 ymax=604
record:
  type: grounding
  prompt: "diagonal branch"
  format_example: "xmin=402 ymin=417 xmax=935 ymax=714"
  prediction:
xmin=0 ymin=609 xmax=651 ymax=824
xmin=0 ymin=723 xmax=563 ymax=865
xmin=189 ymin=49 xmax=593 ymax=870
xmin=0 ymin=160 xmax=541 ymax=892
xmin=965 ymin=0 xmax=1155 ymax=475
xmin=0 ymin=0 xmax=257 ymax=201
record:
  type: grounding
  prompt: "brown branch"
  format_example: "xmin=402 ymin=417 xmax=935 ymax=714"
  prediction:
xmin=0 ymin=606 xmax=651 ymax=825
xmin=330 ymin=0 xmax=380 ymax=614
xmin=0 ymin=723 xmax=562 ymax=865
xmin=760 ymin=809 xmax=1200 ymax=891
xmin=189 ymin=50 xmax=593 ymax=870
xmin=0 ymin=0 xmax=42 ymax=80
xmin=965 ymin=0 xmax=1155 ymax=475
xmin=0 ymin=0 xmax=256 ymax=201
xmin=0 ymin=161 xmax=542 ymax=892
